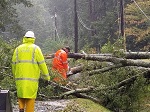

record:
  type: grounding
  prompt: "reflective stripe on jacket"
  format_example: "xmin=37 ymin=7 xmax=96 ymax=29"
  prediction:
xmin=12 ymin=37 xmax=50 ymax=98
xmin=52 ymin=49 xmax=68 ymax=79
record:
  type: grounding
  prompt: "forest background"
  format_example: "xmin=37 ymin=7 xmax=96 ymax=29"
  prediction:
xmin=0 ymin=0 xmax=150 ymax=111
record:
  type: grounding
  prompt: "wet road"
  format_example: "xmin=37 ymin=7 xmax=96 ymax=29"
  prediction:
xmin=13 ymin=99 xmax=71 ymax=112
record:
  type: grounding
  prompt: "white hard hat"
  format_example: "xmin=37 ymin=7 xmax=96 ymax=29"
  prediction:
xmin=24 ymin=31 xmax=35 ymax=38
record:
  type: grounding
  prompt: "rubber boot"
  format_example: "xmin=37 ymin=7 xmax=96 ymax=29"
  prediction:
xmin=19 ymin=109 xmax=24 ymax=112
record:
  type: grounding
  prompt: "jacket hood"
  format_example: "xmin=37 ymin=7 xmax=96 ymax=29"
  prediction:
xmin=23 ymin=37 xmax=35 ymax=44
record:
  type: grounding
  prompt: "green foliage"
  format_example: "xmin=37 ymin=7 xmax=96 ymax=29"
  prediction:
xmin=101 ymin=40 xmax=114 ymax=53
xmin=109 ymin=78 xmax=143 ymax=111
xmin=0 ymin=1 xmax=149 ymax=111
xmin=87 ymin=67 xmax=149 ymax=112
xmin=0 ymin=0 xmax=33 ymax=7
xmin=37 ymin=84 xmax=54 ymax=100
xmin=63 ymin=98 xmax=111 ymax=112
xmin=71 ymin=57 xmax=149 ymax=111
xmin=42 ymin=37 xmax=74 ymax=54
xmin=0 ymin=75 xmax=17 ymax=104
xmin=0 ymin=37 xmax=15 ymax=80
xmin=113 ymin=37 xmax=124 ymax=50
xmin=92 ymin=10 xmax=118 ymax=48
xmin=0 ymin=76 xmax=15 ymax=91
xmin=79 ymin=43 xmax=97 ymax=54
xmin=100 ymin=38 xmax=126 ymax=58
xmin=0 ymin=0 xmax=32 ymax=40
xmin=0 ymin=38 xmax=19 ymax=103
xmin=125 ymin=0 xmax=150 ymax=51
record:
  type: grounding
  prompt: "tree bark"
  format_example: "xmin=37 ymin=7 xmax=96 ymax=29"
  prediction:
xmin=81 ymin=56 xmax=150 ymax=68
xmin=45 ymin=52 xmax=150 ymax=59
xmin=68 ymin=52 xmax=150 ymax=59
xmin=125 ymin=52 xmax=150 ymax=59
xmin=70 ymin=65 xmax=84 ymax=74
xmin=61 ymin=87 xmax=94 ymax=97
xmin=48 ymin=66 xmax=150 ymax=103
xmin=87 ymin=64 xmax=123 ymax=76
xmin=48 ymin=81 xmax=102 ymax=103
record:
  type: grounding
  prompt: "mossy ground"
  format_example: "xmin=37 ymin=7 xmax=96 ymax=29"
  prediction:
xmin=63 ymin=98 xmax=112 ymax=112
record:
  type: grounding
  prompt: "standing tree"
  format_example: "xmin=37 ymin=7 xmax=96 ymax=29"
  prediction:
xmin=125 ymin=0 xmax=150 ymax=51
xmin=0 ymin=0 xmax=32 ymax=40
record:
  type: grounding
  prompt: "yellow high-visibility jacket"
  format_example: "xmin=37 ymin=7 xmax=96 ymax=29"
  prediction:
xmin=12 ymin=37 xmax=50 ymax=98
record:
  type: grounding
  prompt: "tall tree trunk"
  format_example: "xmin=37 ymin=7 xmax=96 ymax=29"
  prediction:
xmin=74 ymin=0 xmax=78 ymax=53
xmin=88 ymin=0 xmax=95 ymax=39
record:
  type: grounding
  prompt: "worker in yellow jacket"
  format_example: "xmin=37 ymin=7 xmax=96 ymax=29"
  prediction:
xmin=12 ymin=31 xmax=50 ymax=112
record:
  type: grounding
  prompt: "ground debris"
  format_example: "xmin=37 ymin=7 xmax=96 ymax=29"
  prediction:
xmin=13 ymin=99 xmax=71 ymax=112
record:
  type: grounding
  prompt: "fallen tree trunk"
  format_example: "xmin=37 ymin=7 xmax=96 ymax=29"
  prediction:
xmin=128 ymin=66 xmax=150 ymax=78
xmin=87 ymin=65 xmax=150 ymax=76
xmin=68 ymin=52 xmax=150 ymax=59
xmin=48 ymin=67 xmax=150 ymax=103
xmin=69 ymin=55 xmax=150 ymax=68
xmin=45 ymin=53 xmax=150 ymax=68
xmin=70 ymin=70 xmax=149 ymax=93
xmin=81 ymin=56 xmax=150 ymax=68
xmin=68 ymin=63 xmax=149 ymax=78
xmin=68 ymin=53 xmax=112 ymax=59
xmin=45 ymin=52 xmax=150 ymax=59
xmin=125 ymin=52 xmax=150 ymax=59
xmin=45 ymin=53 xmax=54 ymax=59
xmin=0 ymin=66 xmax=10 ymax=69
xmin=61 ymin=87 xmax=94 ymax=97
xmin=69 ymin=65 xmax=150 ymax=82
xmin=69 ymin=63 xmax=102 ymax=75
xmin=95 ymin=67 xmax=150 ymax=91
xmin=87 ymin=64 xmax=123 ymax=76
xmin=45 ymin=53 xmax=112 ymax=59
xmin=48 ymin=81 xmax=102 ymax=103
xmin=69 ymin=65 xmax=84 ymax=75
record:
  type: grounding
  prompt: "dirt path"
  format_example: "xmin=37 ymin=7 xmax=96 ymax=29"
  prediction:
xmin=13 ymin=99 xmax=71 ymax=112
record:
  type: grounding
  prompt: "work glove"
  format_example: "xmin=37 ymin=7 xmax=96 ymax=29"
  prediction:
xmin=68 ymin=66 xmax=70 ymax=71
xmin=68 ymin=71 xmax=73 ymax=75
xmin=44 ymin=80 xmax=50 ymax=86
xmin=39 ymin=78 xmax=53 ymax=87
xmin=67 ymin=71 xmax=73 ymax=77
